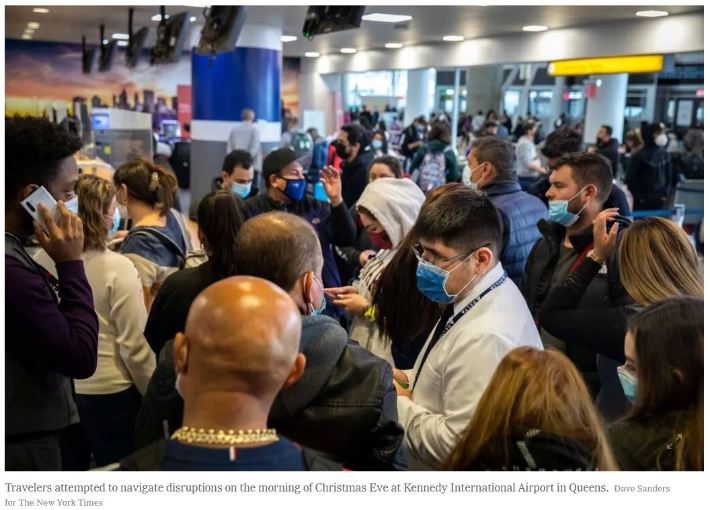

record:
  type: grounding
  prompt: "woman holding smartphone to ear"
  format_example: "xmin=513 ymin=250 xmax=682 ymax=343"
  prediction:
xmin=34 ymin=175 xmax=156 ymax=470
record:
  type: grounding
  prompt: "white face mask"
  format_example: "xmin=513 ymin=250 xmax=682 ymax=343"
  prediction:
xmin=462 ymin=162 xmax=485 ymax=190
xmin=655 ymin=133 xmax=668 ymax=147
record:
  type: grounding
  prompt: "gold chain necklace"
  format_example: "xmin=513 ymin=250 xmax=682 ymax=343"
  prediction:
xmin=171 ymin=426 xmax=278 ymax=446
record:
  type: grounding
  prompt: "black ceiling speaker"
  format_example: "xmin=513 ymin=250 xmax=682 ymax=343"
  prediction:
xmin=99 ymin=25 xmax=118 ymax=72
xmin=302 ymin=6 xmax=366 ymax=39
xmin=195 ymin=6 xmax=249 ymax=57
xmin=82 ymin=36 xmax=95 ymax=74
xmin=126 ymin=9 xmax=149 ymax=68
xmin=151 ymin=6 xmax=190 ymax=65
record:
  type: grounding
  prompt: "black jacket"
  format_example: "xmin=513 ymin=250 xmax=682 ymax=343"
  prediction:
xmin=144 ymin=260 xmax=222 ymax=356
xmin=133 ymin=315 xmax=404 ymax=470
xmin=521 ymin=217 xmax=630 ymax=392
xmin=335 ymin=205 xmax=376 ymax=283
xmin=626 ymin=146 xmax=673 ymax=210
xmin=596 ymin=138 xmax=620 ymax=176
xmin=340 ymin=150 xmax=374 ymax=209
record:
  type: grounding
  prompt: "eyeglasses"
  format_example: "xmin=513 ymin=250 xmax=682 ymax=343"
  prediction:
xmin=412 ymin=243 xmax=476 ymax=267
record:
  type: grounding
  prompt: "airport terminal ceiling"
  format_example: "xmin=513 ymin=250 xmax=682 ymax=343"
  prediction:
xmin=5 ymin=4 xmax=704 ymax=58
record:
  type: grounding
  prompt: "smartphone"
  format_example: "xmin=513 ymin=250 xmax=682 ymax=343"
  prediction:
xmin=21 ymin=186 xmax=60 ymax=234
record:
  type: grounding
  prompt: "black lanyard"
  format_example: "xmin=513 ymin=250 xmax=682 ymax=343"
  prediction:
xmin=412 ymin=273 xmax=507 ymax=391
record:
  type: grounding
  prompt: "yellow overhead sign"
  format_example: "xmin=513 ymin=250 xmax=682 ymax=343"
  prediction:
xmin=548 ymin=55 xmax=664 ymax=76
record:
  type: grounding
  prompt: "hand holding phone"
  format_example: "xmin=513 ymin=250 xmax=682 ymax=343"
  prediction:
xmin=21 ymin=185 xmax=59 ymax=235
xmin=33 ymin=201 xmax=85 ymax=264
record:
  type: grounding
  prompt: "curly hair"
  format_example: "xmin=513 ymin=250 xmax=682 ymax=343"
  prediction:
xmin=76 ymin=175 xmax=116 ymax=251
xmin=5 ymin=115 xmax=83 ymax=208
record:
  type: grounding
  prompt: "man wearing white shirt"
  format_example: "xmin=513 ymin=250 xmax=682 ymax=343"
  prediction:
xmin=515 ymin=122 xmax=546 ymax=191
xmin=393 ymin=185 xmax=542 ymax=470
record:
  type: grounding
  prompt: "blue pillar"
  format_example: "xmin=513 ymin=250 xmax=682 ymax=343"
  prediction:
xmin=190 ymin=24 xmax=282 ymax=205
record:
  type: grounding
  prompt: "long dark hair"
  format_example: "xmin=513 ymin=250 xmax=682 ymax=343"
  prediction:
xmin=197 ymin=190 xmax=246 ymax=279
xmin=372 ymin=184 xmax=457 ymax=345
xmin=113 ymin=158 xmax=177 ymax=216
xmin=623 ymin=296 xmax=704 ymax=470
xmin=428 ymin=121 xmax=451 ymax=144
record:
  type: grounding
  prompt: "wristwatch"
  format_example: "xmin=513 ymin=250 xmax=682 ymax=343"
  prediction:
xmin=586 ymin=249 xmax=604 ymax=266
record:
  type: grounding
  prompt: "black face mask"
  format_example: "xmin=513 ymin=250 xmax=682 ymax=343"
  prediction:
xmin=335 ymin=142 xmax=349 ymax=159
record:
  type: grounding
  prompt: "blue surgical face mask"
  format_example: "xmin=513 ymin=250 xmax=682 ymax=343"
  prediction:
xmin=106 ymin=208 xmax=121 ymax=237
xmin=372 ymin=140 xmax=383 ymax=150
xmin=276 ymin=176 xmax=306 ymax=202
xmin=230 ymin=181 xmax=252 ymax=199
xmin=548 ymin=187 xmax=589 ymax=227
xmin=64 ymin=195 xmax=79 ymax=215
xmin=617 ymin=366 xmax=637 ymax=403
xmin=415 ymin=250 xmax=479 ymax=304
xmin=308 ymin=275 xmax=327 ymax=316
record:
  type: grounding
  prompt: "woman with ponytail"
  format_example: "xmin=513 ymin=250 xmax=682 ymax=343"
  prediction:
xmin=113 ymin=158 xmax=192 ymax=309
xmin=143 ymin=189 xmax=247 ymax=355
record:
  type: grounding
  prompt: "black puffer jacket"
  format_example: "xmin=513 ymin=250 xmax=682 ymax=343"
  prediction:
xmin=133 ymin=315 xmax=404 ymax=470
xmin=521 ymin=217 xmax=631 ymax=393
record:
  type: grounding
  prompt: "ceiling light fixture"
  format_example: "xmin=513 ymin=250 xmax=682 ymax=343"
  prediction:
xmin=117 ymin=41 xmax=129 ymax=47
xmin=22 ymin=35 xmax=32 ymax=40
xmin=523 ymin=25 xmax=548 ymax=32
xmin=385 ymin=43 xmax=403 ymax=49
xmin=152 ymin=14 xmax=169 ymax=21
xmin=443 ymin=35 xmax=464 ymax=42
xmin=33 ymin=8 xmax=49 ymax=14
xmin=281 ymin=35 xmax=298 ymax=42
xmin=341 ymin=48 xmax=357 ymax=53
xmin=361 ymin=13 xmax=413 ymax=23
xmin=27 ymin=22 xmax=40 ymax=29
xmin=112 ymin=33 xmax=130 ymax=40
xmin=190 ymin=16 xmax=197 ymax=22
xmin=103 ymin=39 xmax=108 ymax=45
xmin=305 ymin=52 xmax=320 ymax=58
xmin=24 ymin=28 xmax=35 ymax=34
xmin=636 ymin=10 xmax=669 ymax=18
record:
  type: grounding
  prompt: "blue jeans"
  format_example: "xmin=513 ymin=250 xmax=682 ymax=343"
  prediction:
xmin=61 ymin=386 xmax=142 ymax=469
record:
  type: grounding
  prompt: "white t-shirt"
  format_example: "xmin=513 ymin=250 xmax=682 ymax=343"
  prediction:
xmin=397 ymin=263 xmax=543 ymax=470
xmin=515 ymin=136 xmax=542 ymax=178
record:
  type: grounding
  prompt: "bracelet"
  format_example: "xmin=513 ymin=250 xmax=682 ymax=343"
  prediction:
xmin=364 ymin=304 xmax=377 ymax=322
xmin=586 ymin=249 xmax=605 ymax=266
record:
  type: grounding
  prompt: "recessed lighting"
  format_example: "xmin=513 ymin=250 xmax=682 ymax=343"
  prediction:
xmin=636 ymin=10 xmax=669 ymax=18
xmin=361 ymin=13 xmax=413 ymax=23
xmin=24 ymin=28 xmax=35 ymax=34
xmin=305 ymin=52 xmax=320 ymax=58
xmin=22 ymin=34 xmax=32 ymax=40
xmin=112 ymin=33 xmax=129 ymax=40
xmin=190 ymin=16 xmax=197 ymax=22
xmin=523 ymin=25 xmax=548 ymax=32
xmin=152 ymin=14 xmax=169 ymax=21
xmin=103 ymin=39 xmax=108 ymax=45
xmin=33 ymin=8 xmax=49 ymax=14
xmin=281 ymin=35 xmax=298 ymax=42
xmin=385 ymin=43 xmax=403 ymax=49
xmin=117 ymin=41 xmax=129 ymax=47
xmin=443 ymin=35 xmax=464 ymax=42
xmin=341 ymin=48 xmax=357 ymax=54
xmin=27 ymin=22 xmax=40 ymax=29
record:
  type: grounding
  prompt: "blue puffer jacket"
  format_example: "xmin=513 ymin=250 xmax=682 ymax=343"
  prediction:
xmin=484 ymin=180 xmax=548 ymax=287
